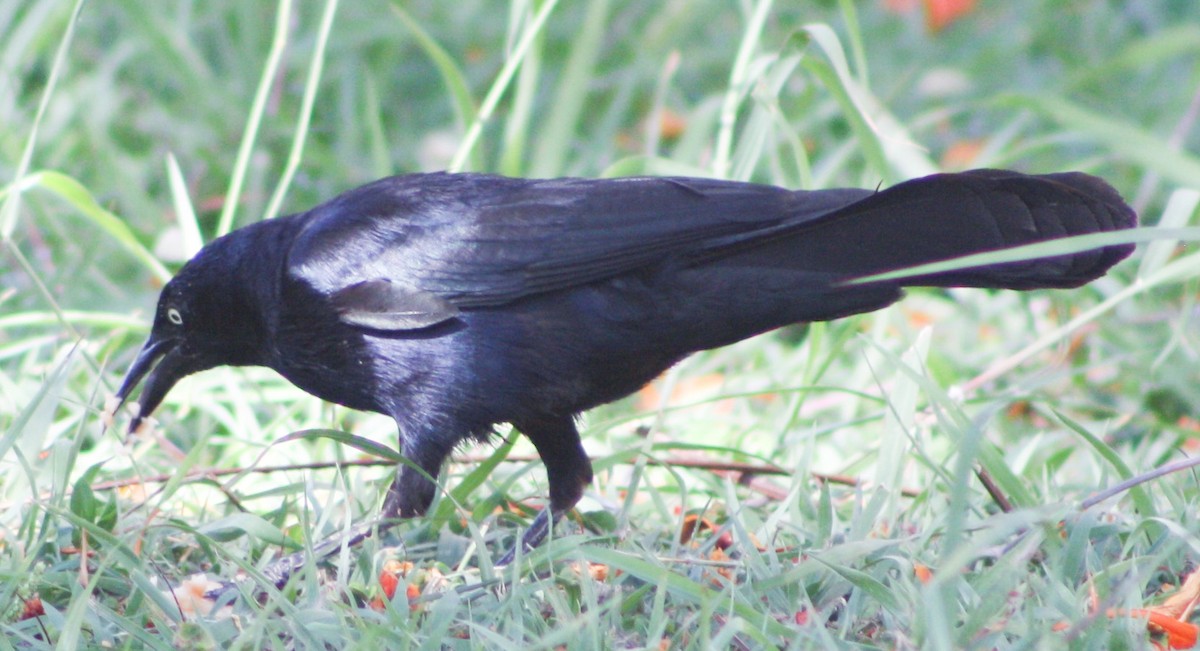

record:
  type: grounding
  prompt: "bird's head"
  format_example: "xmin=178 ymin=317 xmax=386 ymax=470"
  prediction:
xmin=112 ymin=227 xmax=279 ymax=433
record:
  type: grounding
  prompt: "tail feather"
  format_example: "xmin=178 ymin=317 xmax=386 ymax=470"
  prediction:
xmin=664 ymin=169 xmax=1135 ymax=354
xmin=917 ymin=170 xmax=1135 ymax=288
xmin=841 ymin=169 xmax=1135 ymax=289
xmin=718 ymin=169 xmax=1136 ymax=291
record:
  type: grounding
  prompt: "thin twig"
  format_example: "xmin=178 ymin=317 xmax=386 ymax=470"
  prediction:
xmin=1081 ymin=454 xmax=1200 ymax=510
xmin=974 ymin=466 xmax=1014 ymax=513
xmin=88 ymin=454 xmax=920 ymax=498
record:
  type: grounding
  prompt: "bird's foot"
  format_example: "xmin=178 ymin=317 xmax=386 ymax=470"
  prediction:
xmin=201 ymin=520 xmax=383 ymax=601
xmin=495 ymin=508 xmax=555 ymax=567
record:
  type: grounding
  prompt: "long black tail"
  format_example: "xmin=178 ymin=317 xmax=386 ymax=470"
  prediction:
xmin=675 ymin=170 xmax=1136 ymax=350
xmin=712 ymin=169 xmax=1137 ymax=290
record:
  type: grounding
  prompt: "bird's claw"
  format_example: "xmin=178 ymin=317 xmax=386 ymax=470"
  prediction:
xmin=198 ymin=520 xmax=385 ymax=601
xmin=496 ymin=508 xmax=554 ymax=567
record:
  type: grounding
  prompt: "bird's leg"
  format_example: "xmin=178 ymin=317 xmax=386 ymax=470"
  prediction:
xmin=203 ymin=512 xmax=383 ymax=600
xmin=250 ymin=520 xmax=379 ymax=593
xmin=382 ymin=448 xmax=443 ymax=520
xmin=497 ymin=416 xmax=592 ymax=566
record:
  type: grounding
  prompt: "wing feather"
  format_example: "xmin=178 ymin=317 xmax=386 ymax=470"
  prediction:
xmin=286 ymin=173 xmax=866 ymax=322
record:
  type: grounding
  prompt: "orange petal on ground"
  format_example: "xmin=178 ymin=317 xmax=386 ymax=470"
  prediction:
xmin=1108 ymin=609 xmax=1199 ymax=649
xmin=378 ymin=569 xmax=399 ymax=600
xmin=168 ymin=574 xmax=232 ymax=620
xmin=913 ymin=563 xmax=933 ymax=584
xmin=1154 ymin=570 xmax=1200 ymax=621
xmin=19 ymin=595 xmax=45 ymax=620
xmin=679 ymin=514 xmax=716 ymax=545
xmin=924 ymin=0 xmax=976 ymax=32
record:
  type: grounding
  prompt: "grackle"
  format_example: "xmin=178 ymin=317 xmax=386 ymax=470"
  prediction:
xmin=112 ymin=169 xmax=1135 ymax=583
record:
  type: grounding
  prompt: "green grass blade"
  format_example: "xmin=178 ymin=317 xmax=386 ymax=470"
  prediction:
xmin=836 ymin=0 xmax=868 ymax=86
xmin=528 ymin=0 xmax=611 ymax=177
xmin=811 ymin=555 xmax=902 ymax=614
xmin=434 ymin=433 xmax=517 ymax=525
xmin=0 ymin=0 xmax=84 ymax=241
xmin=216 ymin=0 xmax=293 ymax=235
xmin=729 ymin=53 xmax=804 ymax=182
xmin=1053 ymin=409 xmax=1154 ymax=516
xmin=851 ymin=228 xmax=1179 ymax=285
xmin=264 ymin=0 xmax=339 ymax=220
xmin=967 ymin=243 xmax=1200 ymax=391
xmin=389 ymin=3 xmax=478 ymax=148
xmin=712 ymin=0 xmax=774 ymax=178
xmin=497 ymin=28 xmax=540 ymax=178
xmin=281 ymin=428 xmax=406 ymax=463
xmin=997 ymin=93 xmax=1200 ymax=189
xmin=448 ymin=0 xmax=562 ymax=173
xmin=1138 ymin=189 xmax=1199 ymax=279
xmin=801 ymin=23 xmax=937 ymax=182
xmin=0 ymin=347 xmax=74 ymax=479
xmin=584 ymin=547 xmax=793 ymax=639
xmin=4 ymin=170 xmax=171 ymax=283
xmin=165 ymin=153 xmax=203 ymax=258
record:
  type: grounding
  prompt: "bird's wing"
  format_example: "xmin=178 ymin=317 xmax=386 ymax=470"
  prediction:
xmin=285 ymin=173 xmax=870 ymax=330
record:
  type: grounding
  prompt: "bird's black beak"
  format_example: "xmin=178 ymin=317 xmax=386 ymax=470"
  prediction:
xmin=113 ymin=334 xmax=190 ymax=433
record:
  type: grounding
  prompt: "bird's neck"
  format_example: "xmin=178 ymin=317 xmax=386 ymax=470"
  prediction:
xmin=200 ymin=216 xmax=306 ymax=366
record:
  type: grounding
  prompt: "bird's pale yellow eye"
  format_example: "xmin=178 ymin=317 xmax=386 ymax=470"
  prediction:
xmin=167 ymin=308 xmax=183 ymax=325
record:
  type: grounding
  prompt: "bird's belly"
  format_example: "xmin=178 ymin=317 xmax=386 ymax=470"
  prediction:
xmin=460 ymin=298 xmax=687 ymax=420
xmin=277 ymin=358 xmax=384 ymax=414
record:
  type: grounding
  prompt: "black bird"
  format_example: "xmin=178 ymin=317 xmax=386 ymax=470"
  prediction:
xmin=112 ymin=169 xmax=1135 ymax=579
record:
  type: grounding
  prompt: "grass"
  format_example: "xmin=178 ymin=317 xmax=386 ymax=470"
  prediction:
xmin=3 ymin=0 xmax=1200 ymax=648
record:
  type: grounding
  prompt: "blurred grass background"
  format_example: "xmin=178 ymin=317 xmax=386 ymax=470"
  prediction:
xmin=3 ymin=0 xmax=1200 ymax=648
